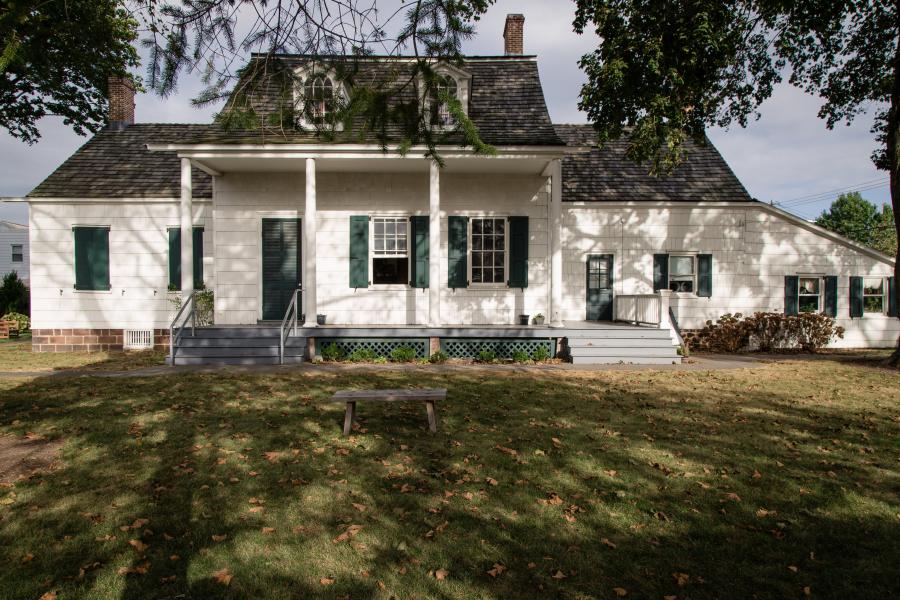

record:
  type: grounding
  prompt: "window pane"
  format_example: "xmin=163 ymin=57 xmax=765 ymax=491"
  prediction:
xmin=374 ymin=221 xmax=384 ymax=235
xmin=494 ymin=252 xmax=505 ymax=267
xmin=472 ymin=268 xmax=483 ymax=283
xmin=799 ymin=278 xmax=819 ymax=294
xmin=472 ymin=253 xmax=482 ymax=267
xmin=483 ymin=219 xmax=493 ymax=234
xmin=495 ymin=219 xmax=505 ymax=234
xmin=864 ymin=296 xmax=884 ymax=313
xmin=483 ymin=236 xmax=493 ymax=250
xmin=799 ymin=296 xmax=819 ymax=313
xmin=864 ymin=278 xmax=883 ymax=294
xmin=670 ymin=256 xmax=694 ymax=276
xmin=385 ymin=221 xmax=395 ymax=235
xmin=493 ymin=268 xmax=504 ymax=282
xmin=472 ymin=219 xmax=482 ymax=234
xmin=372 ymin=257 xmax=408 ymax=285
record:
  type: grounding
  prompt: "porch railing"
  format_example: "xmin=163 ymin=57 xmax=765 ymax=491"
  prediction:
xmin=615 ymin=294 xmax=662 ymax=326
xmin=169 ymin=291 xmax=197 ymax=365
xmin=279 ymin=287 xmax=302 ymax=365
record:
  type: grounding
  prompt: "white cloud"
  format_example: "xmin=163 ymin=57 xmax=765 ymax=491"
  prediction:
xmin=0 ymin=1 xmax=890 ymax=225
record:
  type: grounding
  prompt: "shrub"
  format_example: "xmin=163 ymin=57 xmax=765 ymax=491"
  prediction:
xmin=167 ymin=284 xmax=214 ymax=326
xmin=373 ymin=356 xmax=388 ymax=364
xmin=476 ymin=349 xmax=496 ymax=363
xmin=321 ymin=342 xmax=345 ymax=362
xmin=429 ymin=350 xmax=449 ymax=364
xmin=511 ymin=350 xmax=530 ymax=363
xmin=390 ymin=346 xmax=417 ymax=362
xmin=690 ymin=312 xmax=844 ymax=353
xmin=347 ymin=347 xmax=378 ymax=362
xmin=1 ymin=312 xmax=29 ymax=331
xmin=0 ymin=271 xmax=28 ymax=316
xmin=532 ymin=345 xmax=551 ymax=361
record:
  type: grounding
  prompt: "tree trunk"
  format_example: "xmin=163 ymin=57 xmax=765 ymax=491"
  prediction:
xmin=889 ymin=21 xmax=900 ymax=366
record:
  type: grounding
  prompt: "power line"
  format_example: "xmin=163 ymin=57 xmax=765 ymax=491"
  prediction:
xmin=775 ymin=177 xmax=889 ymax=208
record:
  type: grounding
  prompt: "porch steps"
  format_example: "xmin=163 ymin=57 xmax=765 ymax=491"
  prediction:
xmin=167 ymin=327 xmax=306 ymax=365
xmin=563 ymin=325 xmax=680 ymax=365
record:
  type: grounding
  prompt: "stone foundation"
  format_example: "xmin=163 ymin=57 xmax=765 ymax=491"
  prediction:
xmin=31 ymin=329 xmax=171 ymax=352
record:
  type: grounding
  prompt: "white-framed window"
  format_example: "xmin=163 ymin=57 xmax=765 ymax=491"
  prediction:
xmin=863 ymin=277 xmax=886 ymax=313
xmin=302 ymin=74 xmax=334 ymax=123
xmin=11 ymin=244 xmax=23 ymax=263
xmin=798 ymin=276 xmax=821 ymax=313
xmin=433 ymin=75 xmax=458 ymax=126
xmin=371 ymin=216 xmax=409 ymax=285
xmin=668 ymin=254 xmax=695 ymax=293
xmin=470 ymin=217 xmax=507 ymax=285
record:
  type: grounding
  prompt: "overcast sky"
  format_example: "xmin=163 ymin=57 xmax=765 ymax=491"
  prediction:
xmin=0 ymin=0 xmax=890 ymax=225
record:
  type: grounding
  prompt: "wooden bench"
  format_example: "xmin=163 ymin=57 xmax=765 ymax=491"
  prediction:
xmin=0 ymin=320 xmax=19 ymax=340
xmin=329 ymin=388 xmax=446 ymax=435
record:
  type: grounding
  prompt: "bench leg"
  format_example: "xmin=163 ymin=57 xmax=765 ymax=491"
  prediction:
xmin=342 ymin=401 xmax=356 ymax=436
xmin=425 ymin=401 xmax=438 ymax=433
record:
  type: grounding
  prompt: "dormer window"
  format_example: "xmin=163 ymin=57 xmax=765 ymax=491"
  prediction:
xmin=302 ymin=75 xmax=335 ymax=124
xmin=433 ymin=76 xmax=458 ymax=126
xmin=293 ymin=64 xmax=346 ymax=130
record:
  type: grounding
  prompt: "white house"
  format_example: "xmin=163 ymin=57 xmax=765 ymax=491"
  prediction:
xmin=24 ymin=14 xmax=898 ymax=363
xmin=0 ymin=220 xmax=28 ymax=285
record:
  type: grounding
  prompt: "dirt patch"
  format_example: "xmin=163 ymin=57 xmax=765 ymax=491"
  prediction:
xmin=0 ymin=435 xmax=64 ymax=483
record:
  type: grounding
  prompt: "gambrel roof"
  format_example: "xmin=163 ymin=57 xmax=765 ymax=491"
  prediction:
xmin=555 ymin=124 xmax=753 ymax=203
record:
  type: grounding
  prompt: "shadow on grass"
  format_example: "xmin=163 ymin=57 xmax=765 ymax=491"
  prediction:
xmin=0 ymin=361 xmax=897 ymax=599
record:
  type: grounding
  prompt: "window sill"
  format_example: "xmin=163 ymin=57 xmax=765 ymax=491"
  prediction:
xmin=73 ymin=289 xmax=113 ymax=294
xmin=369 ymin=284 xmax=416 ymax=291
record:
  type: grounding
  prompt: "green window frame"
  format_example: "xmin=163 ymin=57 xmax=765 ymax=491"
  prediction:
xmin=73 ymin=226 xmax=110 ymax=291
xmin=168 ymin=227 xmax=204 ymax=290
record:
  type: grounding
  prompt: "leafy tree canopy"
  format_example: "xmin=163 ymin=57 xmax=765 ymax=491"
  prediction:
xmin=0 ymin=0 xmax=140 ymax=143
xmin=816 ymin=192 xmax=897 ymax=256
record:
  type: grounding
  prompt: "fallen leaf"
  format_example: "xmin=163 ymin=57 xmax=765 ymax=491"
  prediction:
xmin=673 ymin=572 xmax=690 ymax=586
xmin=264 ymin=451 xmax=282 ymax=463
xmin=320 ymin=577 xmax=335 ymax=585
xmin=212 ymin=534 xmax=227 ymax=543
xmin=38 ymin=593 xmax=57 ymax=600
xmin=551 ymin=570 xmax=566 ymax=579
xmin=486 ymin=563 xmax=506 ymax=577
xmin=604 ymin=470 xmax=618 ymax=478
xmin=160 ymin=575 xmax=177 ymax=584
xmin=722 ymin=492 xmax=741 ymax=502
xmin=333 ymin=524 xmax=363 ymax=543
xmin=486 ymin=478 xmax=498 ymax=486
xmin=552 ymin=437 xmax=563 ymax=447
xmin=434 ymin=568 xmax=449 ymax=580
xmin=613 ymin=587 xmax=627 ymax=597
xmin=495 ymin=445 xmax=518 ymax=457
xmin=261 ymin=527 xmax=276 ymax=534
xmin=117 ymin=562 xmax=150 ymax=576
xmin=129 ymin=539 xmax=148 ymax=553
xmin=170 ymin=555 xmax=180 ymax=562
xmin=352 ymin=503 xmax=367 ymax=512
xmin=601 ymin=538 xmax=617 ymax=548
xmin=752 ymin=469 xmax=762 ymax=479
xmin=546 ymin=492 xmax=563 ymax=505
xmin=21 ymin=553 xmax=34 ymax=564
xmin=788 ymin=565 xmax=798 ymax=573
xmin=214 ymin=568 xmax=233 ymax=586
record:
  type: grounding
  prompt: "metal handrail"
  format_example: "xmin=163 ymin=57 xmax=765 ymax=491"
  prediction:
xmin=169 ymin=291 xmax=197 ymax=365
xmin=279 ymin=287 xmax=302 ymax=365
xmin=668 ymin=306 xmax=685 ymax=346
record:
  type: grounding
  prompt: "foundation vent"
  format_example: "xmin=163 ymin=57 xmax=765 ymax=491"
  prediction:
xmin=124 ymin=329 xmax=154 ymax=350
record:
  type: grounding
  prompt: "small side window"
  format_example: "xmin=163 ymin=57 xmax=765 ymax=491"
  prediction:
xmin=11 ymin=244 xmax=23 ymax=263
xmin=863 ymin=277 xmax=885 ymax=314
xmin=798 ymin=277 xmax=821 ymax=313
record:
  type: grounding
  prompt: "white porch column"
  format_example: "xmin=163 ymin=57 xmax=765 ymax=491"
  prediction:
xmin=549 ymin=158 xmax=564 ymax=327
xmin=303 ymin=157 xmax=318 ymax=327
xmin=428 ymin=160 xmax=441 ymax=326
xmin=179 ymin=157 xmax=194 ymax=299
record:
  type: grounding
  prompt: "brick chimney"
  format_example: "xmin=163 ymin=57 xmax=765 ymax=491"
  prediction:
xmin=503 ymin=14 xmax=525 ymax=55
xmin=107 ymin=76 xmax=135 ymax=130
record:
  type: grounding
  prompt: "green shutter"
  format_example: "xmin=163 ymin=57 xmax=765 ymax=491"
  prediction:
xmin=653 ymin=254 xmax=668 ymax=292
xmin=192 ymin=228 xmax=204 ymax=288
xmin=448 ymin=216 xmax=468 ymax=288
xmin=784 ymin=275 xmax=799 ymax=316
xmin=697 ymin=254 xmax=712 ymax=298
xmin=409 ymin=216 xmax=429 ymax=288
xmin=74 ymin=227 xmax=110 ymax=291
xmin=168 ymin=227 xmax=204 ymax=290
xmin=849 ymin=276 xmax=864 ymax=318
xmin=823 ymin=276 xmax=838 ymax=317
xmin=349 ymin=215 xmax=369 ymax=288
xmin=168 ymin=228 xmax=180 ymax=290
xmin=888 ymin=277 xmax=898 ymax=317
xmin=508 ymin=216 xmax=529 ymax=288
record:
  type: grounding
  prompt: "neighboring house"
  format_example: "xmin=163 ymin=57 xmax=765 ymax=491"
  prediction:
xmin=0 ymin=220 xmax=29 ymax=285
xmin=24 ymin=14 xmax=898 ymax=363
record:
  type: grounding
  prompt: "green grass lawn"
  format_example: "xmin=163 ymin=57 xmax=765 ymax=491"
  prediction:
xmin=0 ymin=359 xmax=897 ymax=599
xmin=0 ymin=339 xmax=165 ymax=372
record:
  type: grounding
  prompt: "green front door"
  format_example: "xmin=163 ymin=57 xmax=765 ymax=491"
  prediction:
xmin=586 ymin=254 xmax=613 ymax=321
xmin=261 ymin=218 xmax=302 ymax=321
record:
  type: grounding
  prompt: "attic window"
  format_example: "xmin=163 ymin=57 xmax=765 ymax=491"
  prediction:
xmin=433 ymin=76 xmax=458 ymax=126
xmin=303 ymin=75 xmax=334 ymax=123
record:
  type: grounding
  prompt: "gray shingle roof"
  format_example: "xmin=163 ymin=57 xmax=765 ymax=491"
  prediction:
xmin=555 ymin=124 xmax=753 ymax=203
xmin=28 ymin=125 xmax=213 ymax=198
xmin=185 ymin=55 xmax=563 ymax=146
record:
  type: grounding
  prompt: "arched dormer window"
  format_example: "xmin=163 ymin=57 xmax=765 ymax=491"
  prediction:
xmin=433 ymin=75 xmax=458 ymax=126
xmin=293 ymin=64 xmax=346 ymax=130
xmin=303 ymin=75 xmax=334 ymax=122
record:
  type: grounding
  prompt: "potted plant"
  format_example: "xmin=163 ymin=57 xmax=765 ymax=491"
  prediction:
xmin=518 ymin=314 xmax=530 ymax=326
xmin=317 ymin=314 xmax=327 ymax=325
xmin=533 ymin=313 xmax=545 ymax=325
